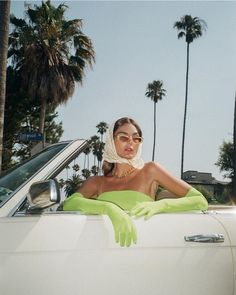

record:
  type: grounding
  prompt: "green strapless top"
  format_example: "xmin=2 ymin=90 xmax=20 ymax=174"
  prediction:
xmin=97 ymin=190 xmax=153 ymax=211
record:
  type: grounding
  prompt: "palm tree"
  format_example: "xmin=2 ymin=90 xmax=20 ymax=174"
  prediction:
xmin=83 ymin=145 xmax=91 ymax=169
xmin=81 ymin=168 xmax=91 ymax=180
xmin=8 ymin=0 xmax=95 ymax=134
xmin=145 ymin=80 xmax=166 ymax=161
xmin=0 ymin=0 xmax=11 ymax=172
xmin=174 ymin=15 xmax=207 ymax=179
xmin=90 ymin=135 xmax=100 ymax=166
xmin=96 ymin=141 xmax=105 ymax=173
xmin=91 ymin=165 xmax=99 ymax=176
xmin=96 ymin=121 xmax=108 ymax=142
xmin=64 ymin=174 xmax=83 ymax=197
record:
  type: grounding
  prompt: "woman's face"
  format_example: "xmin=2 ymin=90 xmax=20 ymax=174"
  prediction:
xmin=113 ymin=123 xmax=142 ymax=159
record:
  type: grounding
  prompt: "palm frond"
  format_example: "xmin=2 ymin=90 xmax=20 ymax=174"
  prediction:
xmin=145 ymin=80 xmax=166 ymax=103
xmin=174 ymin=14 xmax=207 ymax=44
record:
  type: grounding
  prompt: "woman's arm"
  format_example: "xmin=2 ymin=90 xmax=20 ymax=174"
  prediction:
xmin=63 ymin=192 xmax=137 ymax=247
xmin=147 ymin=162 xmax=190 ymax=197
xmin=63 ymin=176 xmax=136 ymax=247
xmin=130 ymin=162 xmax=208 ymax=219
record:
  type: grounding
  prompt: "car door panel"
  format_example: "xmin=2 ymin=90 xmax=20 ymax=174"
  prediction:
xmin=210 ymin=210 xmax=236 ymax=295
xmin=0 ymin=212 xmax=233 ymax=295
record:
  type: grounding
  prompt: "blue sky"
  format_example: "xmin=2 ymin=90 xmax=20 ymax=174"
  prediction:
xmin=10 ymin=1 xmax=236 ymax=181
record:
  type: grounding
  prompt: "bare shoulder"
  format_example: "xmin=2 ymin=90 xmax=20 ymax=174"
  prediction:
xmin=143 ymin=161 xmax=164 ymax=174
xmin=78 ymin=175 xmax=102 ymax=198
xmin=144 ymin=161 xmax=190 ymax=196
xmin=140 ymin=162 xmax=162 ymax=184
xmin=144 ymin=161 xmax=180 ymax=176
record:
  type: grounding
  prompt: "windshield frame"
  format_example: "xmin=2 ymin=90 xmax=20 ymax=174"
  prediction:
xmin=0 ymin=141 xmax=71 ymax=208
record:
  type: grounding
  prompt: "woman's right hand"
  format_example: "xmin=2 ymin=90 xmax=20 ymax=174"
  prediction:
xmin=106 ymin=202 xmax=137 ymax=247
xmin=63 ymin=193 xmax=137 ymax=247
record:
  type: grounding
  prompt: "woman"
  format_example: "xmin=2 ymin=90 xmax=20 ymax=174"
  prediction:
xmin=63 ymin=117 xmax=208 ymax=247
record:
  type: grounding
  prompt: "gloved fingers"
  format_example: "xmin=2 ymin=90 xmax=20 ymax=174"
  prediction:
xmin=129 ymin=203 xmax=143 ymax=214
xmin=132 ymin=224 xmax=137 ymax=244
xmin=121 ymin=221 xmax=137 ymax=247
xmin=130 ymin=204 xmax=147 ymax=216
xmin=111 ymin=215 xmax=137 ymax=247
xmin=126 ymin=233 xmax=132 ymax=247
xmin=133 ymin=206 xmax=150 ymax=217
xmin=123 ymin=222 xmax=132 ymax=247
xmin=128 ymin=221 xmax=137 ymax=246
xmin=144 ymin=209 xmax=155 ymax=220
xmin=120 ymin=231 xmax=126 ymax=247
xmin=114 ymin=226 xmax=120 ymax=244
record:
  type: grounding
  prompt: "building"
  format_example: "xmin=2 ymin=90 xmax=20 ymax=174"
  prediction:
xmin=183 ymin=170 xmax=229 ymax=196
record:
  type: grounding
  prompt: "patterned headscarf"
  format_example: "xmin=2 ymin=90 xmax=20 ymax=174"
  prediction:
xmin=102 ymin=121 xmax=144 ymax=169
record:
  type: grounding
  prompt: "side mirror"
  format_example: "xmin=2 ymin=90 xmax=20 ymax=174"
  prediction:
xmin=27 ymin=179 xmax=61 ymax=210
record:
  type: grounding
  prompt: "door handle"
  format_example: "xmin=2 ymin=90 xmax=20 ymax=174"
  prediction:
xmin=184 ymin=234 xmax=224 ymax=243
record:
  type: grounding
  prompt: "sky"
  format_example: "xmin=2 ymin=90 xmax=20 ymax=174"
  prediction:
xmin=10 ymin=1 xmax=236 ymax=181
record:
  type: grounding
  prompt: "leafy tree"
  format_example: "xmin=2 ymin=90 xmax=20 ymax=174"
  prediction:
xmin=3 ymin=67 xmax=63 ymax=170
xmin=214 ymin=183 xmax=231 ymax=204
xmin=215 ymin=141 xmax=233 ymax=180
xmin=9 ymin=0 xmax=95 ymax=134
xmin=174 ymin=15 xmax=207 ymax=178
xmin=2 ymin=66 xmax=26 ymax=169
xmin=0 ymin=0 xmax=11 ymax=172
xmin=145 ymin=80 xmax=166 ymax=161
xmin=12 ymin=108 xmax=63 ymax=164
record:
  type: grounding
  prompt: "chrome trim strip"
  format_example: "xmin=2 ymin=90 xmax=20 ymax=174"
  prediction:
xmin=184 ymin=234 xmax=224 ymax=243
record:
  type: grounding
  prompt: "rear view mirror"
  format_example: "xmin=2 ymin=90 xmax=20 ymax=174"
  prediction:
xmin=27 ymin=179 xmax=60 ymax=210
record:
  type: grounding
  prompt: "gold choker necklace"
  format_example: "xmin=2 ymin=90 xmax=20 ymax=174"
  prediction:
xmin=112 ymin=167 xmax=135 ymax=178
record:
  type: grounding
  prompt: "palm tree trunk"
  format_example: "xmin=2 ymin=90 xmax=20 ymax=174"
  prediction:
xmin=232 ymin=92 xmax=236 ymax=203
xmin=181 ymin=42 xmax=190 ymax=179
xmin=0 ymin=0 xmax=11 ymax=173
xmin=152 ymin=101 xmax=157 ymax=161
xmin=39 ymin=98 xmax=47 ymax=134
xmin=83 ymin=155 xmax=86 ymax=170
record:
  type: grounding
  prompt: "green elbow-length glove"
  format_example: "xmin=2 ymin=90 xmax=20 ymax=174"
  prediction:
xmin=130 ymin=187 xmax=208 ymax=220
xmin=63 ymin=193 xmax=137 ymax=247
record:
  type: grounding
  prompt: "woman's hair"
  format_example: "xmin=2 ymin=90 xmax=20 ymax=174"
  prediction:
xmin=102 ymin=117 xmax=142 ymax=176
xmin=113 ymin=117 xmax=142 ymax=137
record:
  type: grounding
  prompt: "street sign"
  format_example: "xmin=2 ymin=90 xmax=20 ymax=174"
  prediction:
xmin=18 ymin=132 xmax=43 ymax=142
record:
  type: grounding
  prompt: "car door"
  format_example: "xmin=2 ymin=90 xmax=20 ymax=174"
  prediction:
xmin=0 ymin=210 xmax=233 ymax=295
xmin=208 ymin=207 xmax=236 ymax=295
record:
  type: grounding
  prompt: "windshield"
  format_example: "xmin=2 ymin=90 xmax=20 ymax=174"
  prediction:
xmin=0 ymin=142 xmax=69 ymax=205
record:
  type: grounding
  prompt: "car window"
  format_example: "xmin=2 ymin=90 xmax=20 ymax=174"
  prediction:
xmin=0 ymin=142 xmax=69 ymax=206
xmin=55 ymin=152 xmax=96 ymax=205
xmin=13 ymin=140 xmax=98 ymax=214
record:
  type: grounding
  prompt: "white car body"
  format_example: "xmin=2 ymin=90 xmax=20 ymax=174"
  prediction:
xmin=0 ymin=139 xmax=235 ymax=295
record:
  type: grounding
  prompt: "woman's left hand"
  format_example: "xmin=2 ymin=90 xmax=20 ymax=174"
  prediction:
xmin=130 ymin=201 xmax=166 ymax=220
xmin=130 ymin=187 xmax=208 ymax=220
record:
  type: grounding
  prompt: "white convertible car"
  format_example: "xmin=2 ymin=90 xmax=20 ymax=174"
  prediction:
xmin=0 ymin=139 xmax=235 ymax=295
